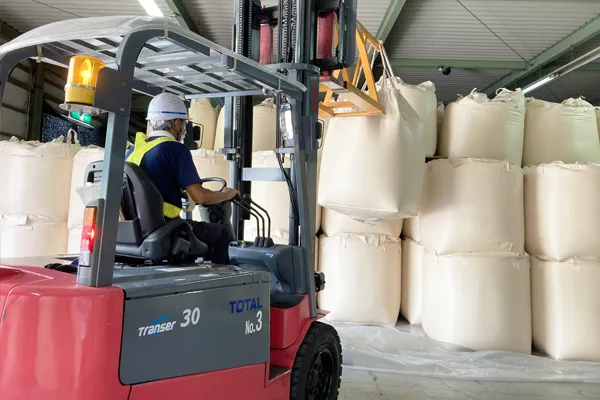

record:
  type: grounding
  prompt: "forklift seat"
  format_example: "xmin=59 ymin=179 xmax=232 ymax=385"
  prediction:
xmin=84 ymin=161 xmax=209 ymax=263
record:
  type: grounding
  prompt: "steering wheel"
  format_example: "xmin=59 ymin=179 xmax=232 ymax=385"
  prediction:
xmin=200 ymin=177 xmax=227 ymax=192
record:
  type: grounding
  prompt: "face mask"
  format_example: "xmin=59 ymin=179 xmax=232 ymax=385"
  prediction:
xmin=176 ymin=120 xmax=187 ymax=142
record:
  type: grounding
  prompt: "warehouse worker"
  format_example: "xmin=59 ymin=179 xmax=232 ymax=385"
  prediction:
xmin=125 ymin=93 xmax=238 ymax=264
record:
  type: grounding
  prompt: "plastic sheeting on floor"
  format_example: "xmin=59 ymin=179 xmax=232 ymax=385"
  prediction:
xmin=333 ymin=321 xmax=600 ymax=383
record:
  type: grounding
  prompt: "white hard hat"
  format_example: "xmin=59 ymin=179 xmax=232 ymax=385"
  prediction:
xmin=146 ymin=93 xmax=190 ymax=121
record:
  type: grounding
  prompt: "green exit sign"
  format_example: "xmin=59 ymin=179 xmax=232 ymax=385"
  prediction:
xmin=70 ymin=111 xmax=92 ymax=125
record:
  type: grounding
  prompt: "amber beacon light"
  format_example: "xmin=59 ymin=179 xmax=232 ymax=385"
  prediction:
xmin=60 ymin=56 xmax=105 ymax=115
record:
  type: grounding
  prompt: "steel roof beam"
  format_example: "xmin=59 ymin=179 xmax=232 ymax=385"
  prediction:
xmin=387 ymin=58 xmax=528 ymax=69
xmin=376 ymin=0 xmax=407 ymax=42
xmin=164 ymin=0 xmax=199 ymax=33
xmin=485 ymin=15 xmax=600 ymax=93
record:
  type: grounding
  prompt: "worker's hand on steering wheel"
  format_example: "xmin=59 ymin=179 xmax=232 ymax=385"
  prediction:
xmin=222 ymin=187 xmax=240 ymax=201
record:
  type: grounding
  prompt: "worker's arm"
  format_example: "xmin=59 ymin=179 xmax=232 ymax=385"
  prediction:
xmin=186 ymin=183 xmax=239 ymax=205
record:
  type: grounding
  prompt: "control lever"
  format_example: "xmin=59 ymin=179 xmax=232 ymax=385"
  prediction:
xmin=235 ymin=196 xmax=267 ymax=239
xmin=243 ymin=194 xmax=271 ymax=239
xmin=232 ymin=199 xmax=263 ymax=242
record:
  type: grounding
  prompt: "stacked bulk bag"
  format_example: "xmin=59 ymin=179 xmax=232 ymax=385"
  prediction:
xmin=189 ymin=99 xmax=218 ymax=150
xmin=439 ymin=89 xmax=525 ymax=165
xmin=395 ymin=79 xmax=437 ymax=157
xmin=416 ymin=158 xmax=524 ymax=254
xmin=0 ymin=137 xmax=80 ymax=258
xmin=422 ymin=250 xmax=532 ymax=353
xmin=524 ymin=163 xmax=600 ymax=259
xmin=409 ymin=158 xmax=531 ymax=349
xmin=318 ymin=76 xmax=425 ymax=220
xmin=523 ymin=98 xmax=600 ymax=166
xmin=321 ymin=207 xmax=403 ymax=237
xmin=67 ymin=146 xmax=105 ymax=252
xmin=531 ymin=257 xmax=600 ymax=361
xmin=436 ymin=102 xmax=444 ymax=147
xmin=318 ymin=234 xmax=401 ymax=325
xmin=400 ymin=238 xmax=425 ymax=325
xmin=525 ymin=162 xmax=600 ymax=360
xmin=214 ymin=99 xmax=277 ymax=152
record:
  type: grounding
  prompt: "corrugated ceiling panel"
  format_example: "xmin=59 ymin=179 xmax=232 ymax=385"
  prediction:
xmin=394 ymin=67 xmax=512 ymax=103
xmin=0 ymin=0 xmax=155 ymax=33
xmin=387 ymin=0 xmax=600 ymax=62
xmin=458 ymin=0 xmax=600 ymax=60
xmin=388 ymin=0 xmax=521 ymax=60
xmin=182 ymin=0 xmax=234 ymax=48
xmin=358 ymin=0 xmax=392 ymax=37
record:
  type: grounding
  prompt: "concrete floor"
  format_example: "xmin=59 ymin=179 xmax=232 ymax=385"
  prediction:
xmin=340 ymin=369 xmax=600 ymax=400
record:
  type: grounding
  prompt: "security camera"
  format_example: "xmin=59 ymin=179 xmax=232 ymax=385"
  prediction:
xmin=438 ymin=65 xmax=452 ymax=75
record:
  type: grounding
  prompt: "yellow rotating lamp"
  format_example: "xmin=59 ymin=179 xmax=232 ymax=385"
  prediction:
xmin=60 ymin=55 xmax=106 ymax=116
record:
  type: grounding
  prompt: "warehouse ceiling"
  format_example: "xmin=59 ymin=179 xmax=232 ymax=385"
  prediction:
xmin=1 ymin=0 xmax=600 ymax=104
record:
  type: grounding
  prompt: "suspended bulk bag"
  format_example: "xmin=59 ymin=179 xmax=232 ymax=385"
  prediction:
xmin=318 ymin=233 xmax=401 ymax=325
xmin=214 ymin=99 xmax=277 ymax=152
xmin=0 ymin=214 xmax=68 ymax=258
xmin=318 ymin=76 xmax=425 ymax=220
xmin=439 ymin=89 xmax=525 ymax=165
xmin=0 ymin=138 xmax=80 ymax=219
xmin=67 ymin=146 xmax=105 ymax=229
xmin=418 ymin=158 xmax=525 ymax=254
xmin=400 ymin=238 xmax=425 ymax=325
xmin=523 ymin=98 xmax=600 ymax=166
xmin=524 ymin=162 xmax=600 ymax=260
xmin=531 ymin=256 xmax=600 ymax=361
xmin=322 ymin=207 xmax=403 ymax=237
xmin=395 ymin=79 xmax=437 ymax=156
xmin=189 ymin=99 xmax=218 ymax=150
xmin=422 ymin=250 xmax=532 ymax=354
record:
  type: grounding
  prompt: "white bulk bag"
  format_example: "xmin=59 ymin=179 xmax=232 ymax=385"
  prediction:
xmin=214 ymin=99 xmax=277 ymax=152
xmin=190 ymin=149 xmax=231 ymax=221
xmin=422 ymin=250 xmax=532 ymax=353
xmin=436 ymin=102 xmax=444 ymax=147
xmin=67 ymin=226 xmax=82 ymax=254
xmin=67 ymin=147 xmax=105 ymax=229
xmin=0 ymin=139 xmax=80 ymax=219
xmin=396 ymin=79 xmax=437 ymax=156
xmin=318 ymin=77 xmax=425 ymax=220
xmin=418 ymin=158 xmax=525 ymax=254
xmin=321 ymin=207 xmax=403 ymax=237
xmin=524 ymin=162 xmax=600 ymax=260
xmin=318 ymin=234 xmax=401 ymax=326
xmin=0 ymin=214 xmax=68 ymax=258
xmin=243 ymin=151 xmax=321 ymax=242
xmin=400 ymin=239 xmax=425 ymax=325
xmin=402 ymin=216 xmax=420 ymax=242
xmin=190 ymin=99 xmax=218 ymax=150
xmin=531 ymin=256 xmax=600 ymax=361
xmin=523 ymin=98 xmax=600 ymax=166
xmin=439 ymin=89 xmax=525 ymax=165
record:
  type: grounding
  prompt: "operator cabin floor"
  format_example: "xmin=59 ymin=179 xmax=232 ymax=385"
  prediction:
xmin=335 ymin=321 xmax=600 ymax=400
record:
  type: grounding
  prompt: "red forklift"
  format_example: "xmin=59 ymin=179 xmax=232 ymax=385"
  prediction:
xmin=0 ymin=0 xmax=358 ymax=399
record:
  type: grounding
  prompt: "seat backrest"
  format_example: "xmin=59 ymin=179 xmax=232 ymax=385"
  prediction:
xmin=85 ymin=161 xmax=166 ymax=242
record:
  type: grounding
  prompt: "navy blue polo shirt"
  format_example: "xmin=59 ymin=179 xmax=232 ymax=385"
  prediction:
xmin=125 ymin=137 xmax=201 ymax=208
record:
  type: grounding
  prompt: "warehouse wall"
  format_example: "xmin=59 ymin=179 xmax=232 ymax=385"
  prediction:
xmin=0 ymin=63 xmax=30 ymax=139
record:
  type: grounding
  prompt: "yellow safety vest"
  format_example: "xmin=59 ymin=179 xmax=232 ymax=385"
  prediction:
xmin=126 ymin=132 xmax=187 ymax=219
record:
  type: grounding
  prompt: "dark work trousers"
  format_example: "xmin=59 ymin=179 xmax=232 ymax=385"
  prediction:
xmin=188 ymin=220 xmax=231 ymax=265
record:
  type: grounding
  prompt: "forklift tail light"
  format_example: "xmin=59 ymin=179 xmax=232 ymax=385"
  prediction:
xmin=80 ymin=206 xmax=97 ymax=252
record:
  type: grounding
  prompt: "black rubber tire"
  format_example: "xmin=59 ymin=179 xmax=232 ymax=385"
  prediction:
xmin=290 ymin=321 xmax=342 ymax=400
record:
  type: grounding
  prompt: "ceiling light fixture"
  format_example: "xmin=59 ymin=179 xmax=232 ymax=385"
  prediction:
xmin=137 ymin=0 xmax=164 ymax=17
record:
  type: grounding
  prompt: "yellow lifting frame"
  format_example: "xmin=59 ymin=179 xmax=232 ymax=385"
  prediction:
xmin=319 ymin=21 xmax=386 ymax=118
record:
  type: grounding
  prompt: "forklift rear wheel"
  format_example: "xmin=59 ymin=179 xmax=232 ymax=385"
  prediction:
xmin=290 ymin=321 xmax=342 ymax=400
